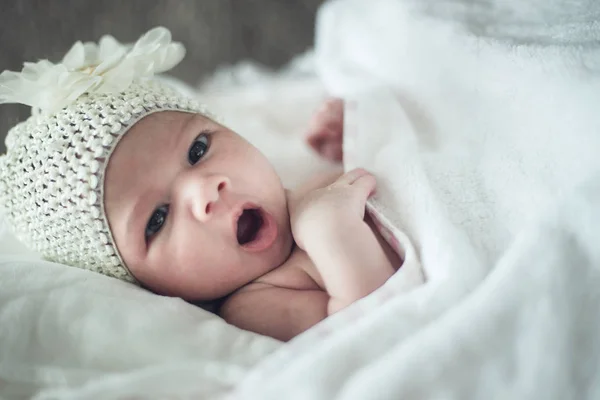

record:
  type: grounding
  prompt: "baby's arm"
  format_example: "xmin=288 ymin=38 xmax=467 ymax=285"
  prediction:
xmin=291 ymin=169 xmax=395 ymax=315
xmin=220 ymin=284 xmax=328 ymax=342
xmin=305 ymin=211 xmax=395 ymax=315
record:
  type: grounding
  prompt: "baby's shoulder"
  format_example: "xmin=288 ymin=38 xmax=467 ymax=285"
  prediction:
xmin=218 ymin=249 xmax=328 ymax=341
xmin=252 ymin=247 xmax=324 ymax=291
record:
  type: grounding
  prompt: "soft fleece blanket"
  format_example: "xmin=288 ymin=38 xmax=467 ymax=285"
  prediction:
xmin=231 ymin=0 xmax=600 ymax=399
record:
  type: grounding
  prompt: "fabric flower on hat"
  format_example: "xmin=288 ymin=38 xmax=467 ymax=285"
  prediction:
xmin=0 ymin=26 xmax=185 ymax=115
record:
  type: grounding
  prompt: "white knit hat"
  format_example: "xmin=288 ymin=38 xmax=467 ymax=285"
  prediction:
xmin=0 ymin=27 xmax=209 ymax=283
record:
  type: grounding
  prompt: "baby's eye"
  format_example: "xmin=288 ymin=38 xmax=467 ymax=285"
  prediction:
xmin=188 ymin=133 xmax=210 ymax=165
xmin=145 ymin=205 xmax=169 ymax=241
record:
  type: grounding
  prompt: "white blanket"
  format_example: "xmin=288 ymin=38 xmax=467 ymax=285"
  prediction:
xmin=231 ymin=0 xmax=600 ymax=398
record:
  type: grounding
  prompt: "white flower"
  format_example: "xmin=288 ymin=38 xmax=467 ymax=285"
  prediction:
xmin=0 ymin=27 xmax=185 ymax=114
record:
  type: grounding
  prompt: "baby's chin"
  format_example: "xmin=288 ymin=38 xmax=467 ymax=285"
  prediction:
xmin=196 ymin=237 xmax=294 ymax=301
xmin=249 ymin=226 xmax=294 ymax=280
xmin=180 ymin=216 xmax=293 ymax=302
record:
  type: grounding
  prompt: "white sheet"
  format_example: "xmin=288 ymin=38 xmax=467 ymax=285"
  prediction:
xmin=231 ymin=0 xmax=600 ymax=398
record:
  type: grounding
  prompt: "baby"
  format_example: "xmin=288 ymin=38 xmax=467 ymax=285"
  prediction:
xmin=0 ymin=28 xmax=401 ymax=341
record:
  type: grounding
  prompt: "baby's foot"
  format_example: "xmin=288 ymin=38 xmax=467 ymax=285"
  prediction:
xmin=306 ymin=98 xmax=344 ymax=163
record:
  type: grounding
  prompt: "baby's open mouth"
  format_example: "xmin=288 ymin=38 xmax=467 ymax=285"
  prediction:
xmin=236 ymin=208 xmax=264 ymax=245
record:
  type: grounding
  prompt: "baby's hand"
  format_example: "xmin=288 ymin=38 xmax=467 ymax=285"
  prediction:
xmin=306 ymin=98 xmax=344 ymax=163
xmin=290 ymin=168 xmax=376 ymax=250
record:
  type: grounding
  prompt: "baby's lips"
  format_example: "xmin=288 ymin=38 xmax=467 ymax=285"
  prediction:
xmin=239 ymin=207 xmax=278 ymax=253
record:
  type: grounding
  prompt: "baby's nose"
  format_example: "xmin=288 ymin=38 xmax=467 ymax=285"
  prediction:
xmin=179 ymin=173 xmax=230 ymax=221
xmin=202 ymin=176 xmax=228 ymax=215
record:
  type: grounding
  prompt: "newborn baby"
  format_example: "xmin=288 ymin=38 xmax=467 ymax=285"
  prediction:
xmin=104 ymin=99 xmax=401 ymax=341
xmin=0 ymin=27 xmax=402 ymax=342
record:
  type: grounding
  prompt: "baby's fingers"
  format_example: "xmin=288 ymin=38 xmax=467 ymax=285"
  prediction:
xmin=337 ymin=168 xmax=377 ymax=196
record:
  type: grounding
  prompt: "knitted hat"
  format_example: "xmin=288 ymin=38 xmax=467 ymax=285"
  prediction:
xmin=0 ymin=27 xmax=210 ymax=283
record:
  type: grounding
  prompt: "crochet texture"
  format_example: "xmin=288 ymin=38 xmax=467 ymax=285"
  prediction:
xmin=0 ymin=80 xmax=204 ymax=282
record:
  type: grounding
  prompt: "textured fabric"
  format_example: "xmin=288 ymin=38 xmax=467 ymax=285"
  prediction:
xmin=232 ymin=0 xmax=600 ymax=398
xmin=0 ymin=80 xmax=205 ymax=282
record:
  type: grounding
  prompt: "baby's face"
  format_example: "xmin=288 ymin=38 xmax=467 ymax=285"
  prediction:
xmin=104 ymin=111 xmax=293 ymax=301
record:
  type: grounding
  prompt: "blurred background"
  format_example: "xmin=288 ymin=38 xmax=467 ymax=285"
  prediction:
xmin=0 ymin=0 xmax=325 ymax=153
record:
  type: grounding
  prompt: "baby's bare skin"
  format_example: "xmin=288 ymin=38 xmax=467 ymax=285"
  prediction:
xmin=220 ymin=170 xmax=402 ymax=342
xmin=104 ymin=98 xmax=401 ymax=342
